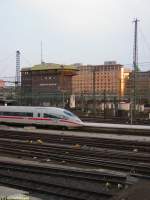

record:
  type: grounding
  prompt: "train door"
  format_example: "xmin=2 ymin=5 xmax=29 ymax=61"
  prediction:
xmin=34 ymin=110 xmax=42 ymax=123
xmin=37 ymin=112 xmax=41 ymax=118
xmin=34 ymin=110 xmax=42 ymax=118
xmin=36 ymin=110 xmax=46 ymax=125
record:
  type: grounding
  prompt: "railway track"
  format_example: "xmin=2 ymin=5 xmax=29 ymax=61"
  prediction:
xmin=80 ymin=116 xmax=150 ymax=125
xmin=81 ymin=126 xmax=150 ymax=135
xmin=1 ymin=129 xmax=150 ymax=152
xmin=1 ymin=122 xmax=150 ymax=135
xmin=0 ymin=128 xmax=150 ymax=199
xmin=0 ymin=160 xmax=128 ymax=200
xmin=1 ymin=138 xmax=150 ymax=164
xmin=0 ymin=138 xmax=150 ymax=177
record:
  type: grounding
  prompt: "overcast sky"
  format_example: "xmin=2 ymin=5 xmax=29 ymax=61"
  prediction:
xmin=0 ymin=0 xmax=150 ymax=78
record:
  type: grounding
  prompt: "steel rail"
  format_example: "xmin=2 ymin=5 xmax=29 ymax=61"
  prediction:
xmin=0 ymin=139 xmax=150 ymax=177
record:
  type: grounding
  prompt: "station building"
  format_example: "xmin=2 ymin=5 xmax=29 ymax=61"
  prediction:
xmin=21 ymin=63 xmax=78 ymax=106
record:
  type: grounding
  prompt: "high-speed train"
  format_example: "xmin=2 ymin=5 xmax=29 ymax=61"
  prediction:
xmin=0 ymin=106 xmax=83 ymax=128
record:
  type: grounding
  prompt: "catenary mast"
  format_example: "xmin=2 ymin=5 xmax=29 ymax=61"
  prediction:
xmin=132 ymin=18 xmax=139 ymax=122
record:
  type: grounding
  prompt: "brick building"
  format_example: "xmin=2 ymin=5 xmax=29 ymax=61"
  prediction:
xmin=21 ymin=63 xmax=78 ymax=106
xmin=125 ymin=71 xmax=150 ymax=104
xmin=21 ymin=61 xmax=131 ymax=109
xmin=72 ymin=62 xmax=130 ymax=98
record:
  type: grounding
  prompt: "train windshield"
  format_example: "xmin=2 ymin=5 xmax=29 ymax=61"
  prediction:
xmin=63 ymin=110 xmax=76 ymax=117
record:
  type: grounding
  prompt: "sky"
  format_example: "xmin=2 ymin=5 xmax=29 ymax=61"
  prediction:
xmin=0 ymin=0 xmax=150 ymax=78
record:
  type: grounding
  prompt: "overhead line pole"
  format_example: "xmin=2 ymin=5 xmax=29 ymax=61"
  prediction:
xmin=61 ymin=65 xmax=65 ymax=108
xmin=41 ymin=40 xmax=43 ymax=64
xmin=92 ymin=66 xmax=96 ymax=115
xmin=132 ymin=18 xmax=139 ymax=122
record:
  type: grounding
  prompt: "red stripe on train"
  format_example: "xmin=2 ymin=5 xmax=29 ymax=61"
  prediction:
xmin=0 ymin=116 xmax=51 ymax=121
xmin=60 ymin=119 xmax=81 ymax=125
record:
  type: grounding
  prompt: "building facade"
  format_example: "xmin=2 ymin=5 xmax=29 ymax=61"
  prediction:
xmin=21 ymin=63 xmax=78 ymax=106
xmin=72 ymin=62 xmax=130 ymax=98
xmin=21 ymin=61 xmax=132 ymax=109
xmin=125 ymin=71 xmax=150 ymax=104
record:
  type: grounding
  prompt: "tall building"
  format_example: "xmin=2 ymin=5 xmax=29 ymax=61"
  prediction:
xmin=72 ymin=65 xmax=93 ymax=94
xmin=125 ymin=71 xmax=150 ymax=104
xmin=21 ymin=63 xmax=78 ymax=106
xmin=72 ymin=62 xmax=130 ymax=98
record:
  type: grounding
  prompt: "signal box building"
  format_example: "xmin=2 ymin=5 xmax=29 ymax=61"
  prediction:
xmin=21 ymin=63 xmax=78 ymax=106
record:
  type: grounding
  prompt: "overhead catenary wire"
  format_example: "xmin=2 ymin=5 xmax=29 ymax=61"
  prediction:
xmin=139 ymin=27 xmax=150 ymax=54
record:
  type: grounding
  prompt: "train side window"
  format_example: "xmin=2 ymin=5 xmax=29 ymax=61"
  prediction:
xmin=14 ymin=112 xmax=22 ymax=116
xmin=0 ymin=112 xmax=33 ymax=117
xmin=63 ymin=110 xmax=75 ymax=117
xmin=3 ymin=112 xmax=12 ymax=116
xmin=38 ymin=113 xmax=40 ymax=117
xmin=25 ymin=113 xmax=33 ymax=117
xmin=44 ymin=113 xmax=60 ymax=119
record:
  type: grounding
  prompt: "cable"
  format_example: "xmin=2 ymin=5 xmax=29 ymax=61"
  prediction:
xmin=139 ymin=27 xmax=150 ymax=53
xmin=21 ymin=53 xmax=33 ymax=67
xmin=0 ymin=52 xmax=15 ymax=64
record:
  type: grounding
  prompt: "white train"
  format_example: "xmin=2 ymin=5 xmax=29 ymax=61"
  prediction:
xmin=0 ymin=106 xmax=83 ymax=128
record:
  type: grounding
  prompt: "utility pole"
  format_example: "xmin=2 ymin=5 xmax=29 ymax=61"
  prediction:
xmin=132 ymin=18 xmax=139 ymax=123
xmin=41 ymin=40 xmax=44 ymax=64
xmin=81 ymin=92 xmax=84 ymax=112
xmin=92 ymin=66 xmax=96 ymax=115
xmin=61 ymin=65 xmax=65 ymax=108
xmin=104 ymin=89 xmax=106 ymax=119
